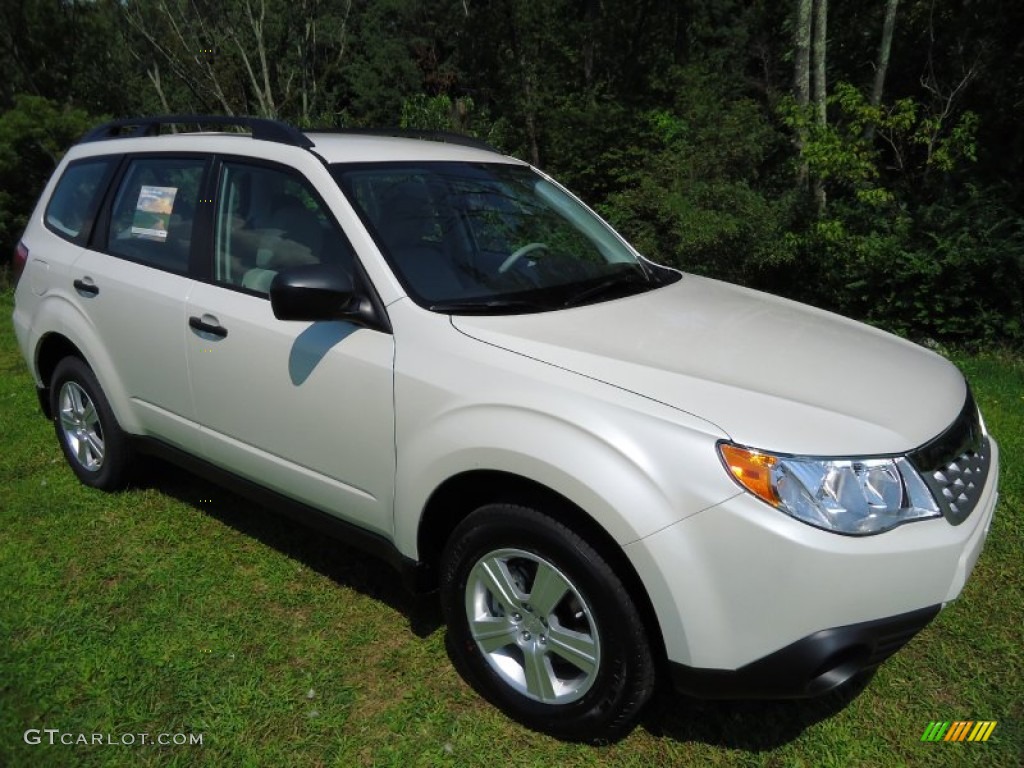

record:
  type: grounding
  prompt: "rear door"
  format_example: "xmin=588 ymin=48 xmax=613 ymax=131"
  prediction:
xmin=184 ymin=156 xmax=396 ymax=536
xmin=72 ymin=153 xmax=210 ymax=449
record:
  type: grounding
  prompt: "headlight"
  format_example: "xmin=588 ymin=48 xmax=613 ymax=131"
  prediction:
xmin=718 ymin=443 xmax=940 ymax=535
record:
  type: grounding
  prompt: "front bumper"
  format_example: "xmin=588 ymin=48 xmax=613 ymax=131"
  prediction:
xmin=625 ymin=438 xmax=999 ymax=688
xmin=670 ymin=604 xmax=940 ymax=698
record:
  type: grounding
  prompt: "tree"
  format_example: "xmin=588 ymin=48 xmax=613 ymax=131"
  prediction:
xmin=792 ymin=0 xmax=828 ymax=212
xmin=0 ymin=96 xmax=96 ymax=259
xmin=870 ymin=0 xmax=899 ymax=108
xmin=811 ymin=0 xmax=828 ymax=213
xmin=794 ymin=0 xmax=812 ymax=108
xmin=603 ymin=65 xmax=794 ymax=285
xmin=120 ymin=0 xmax=422 ymax=126
xmin=0 ymin=0 xmax=133 ymax=114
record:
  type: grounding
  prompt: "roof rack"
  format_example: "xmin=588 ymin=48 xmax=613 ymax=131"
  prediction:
xmin=304 ymin=127 xmax=497 ymax=153
xmin=80 ymin=115 xmax=314 ymax=149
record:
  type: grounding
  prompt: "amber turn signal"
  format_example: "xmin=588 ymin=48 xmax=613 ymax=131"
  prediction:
xmin=719 ymin=443 xmax=780 ymax=506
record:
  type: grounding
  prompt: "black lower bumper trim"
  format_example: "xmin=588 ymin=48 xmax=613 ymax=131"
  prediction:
xmin=670 ymin=604 xmax=941 ymax=699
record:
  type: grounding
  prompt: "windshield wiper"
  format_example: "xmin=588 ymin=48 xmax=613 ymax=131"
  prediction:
xmin=561 ymin=270 xmax=652 ymax=308
xmin=428 ymin=298 xmax=548 ymax=314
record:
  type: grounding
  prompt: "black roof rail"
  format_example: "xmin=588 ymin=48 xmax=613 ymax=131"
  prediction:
xmin=80 ymin=115 xmax=314 ymax=149
xmin=304 ymin=127 xmax=498 ymax=153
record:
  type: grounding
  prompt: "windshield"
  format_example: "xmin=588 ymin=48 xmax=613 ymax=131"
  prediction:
xmin=331 ymin=162 xmax=678 ymax=313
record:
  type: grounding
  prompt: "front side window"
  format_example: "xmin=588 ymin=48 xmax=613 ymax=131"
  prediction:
xmin=45 ymin=158 xmax=115 ymax=243
xmin=333 ymin=162 xmax=677 ymax=312
xmin=214 ymin=161 xmax=354 ymax=295
xmin=107 ymin=157 xmax=206 ymax=273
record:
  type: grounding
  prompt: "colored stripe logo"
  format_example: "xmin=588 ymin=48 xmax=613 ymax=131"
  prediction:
xmin=921 ymin=721 xmax=997 ymax=742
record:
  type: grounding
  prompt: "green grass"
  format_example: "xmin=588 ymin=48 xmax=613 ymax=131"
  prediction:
xmin=1 ymin=287 xmax=1021 ymax=767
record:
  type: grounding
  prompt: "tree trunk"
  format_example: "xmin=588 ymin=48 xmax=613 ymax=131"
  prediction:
xmin=245 ymin=0 xmax=277 ymax=117
xmin=506 ymin=2 xmax=541 ymax=168
xmin=793 ymin=0 xmax=812 ymax=190
xmin=811 ymin=0 xmax=828 ymax=214
xmin=870 ymin=0 xmax=899 ymax=108
xmin=521 ymin=49 xmax=541 ymax=167
xmin=147 ymin=62 xmax=173 ymax=117
xmin=811 ymin=0 xmax=827 ymax=126
xmin=794 ymin=0 xmax=811 ymax=107
xmin=582 ymin=0 xmax=599 ymax=90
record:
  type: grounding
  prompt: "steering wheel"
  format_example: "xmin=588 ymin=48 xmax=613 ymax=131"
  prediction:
xmin=498 ymin=242 xmax=549 ymax=273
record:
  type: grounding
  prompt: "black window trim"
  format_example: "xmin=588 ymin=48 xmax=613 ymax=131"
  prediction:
xmin=79 ymin=149 xmax=392 ymax=332
xmin=91 ymin=151 xmax=215 ymax=278
xmin=203 ymin=153 xmax=392 ymax=333
xmin=43 ymin=156 xmax=121 ymax=247
xmin=205 ymin=153 xmax=360 ymax=298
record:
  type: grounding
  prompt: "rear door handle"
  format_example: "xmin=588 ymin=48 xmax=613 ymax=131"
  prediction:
xmin=189 ymin=315 xmax=229 ymax=339
xmin=73 ymin=278 xmax=99 ymax=296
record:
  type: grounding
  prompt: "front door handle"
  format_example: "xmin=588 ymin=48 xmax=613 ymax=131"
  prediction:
xmin=189 ymin=315 xmax=229 ymax=339
xmin=73 ymin=278 xmax=99 ymax=296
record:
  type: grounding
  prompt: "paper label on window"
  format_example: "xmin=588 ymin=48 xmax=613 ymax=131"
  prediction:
xmin=130 ymin=185 xmax=178 ymax=240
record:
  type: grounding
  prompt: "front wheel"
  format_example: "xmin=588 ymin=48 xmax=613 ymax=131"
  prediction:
xmin=440 ymin=504 xmax=655 ymax=742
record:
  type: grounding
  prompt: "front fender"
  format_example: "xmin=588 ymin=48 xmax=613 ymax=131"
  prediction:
xmin=393 ymin=397 xmax=733 ymax=559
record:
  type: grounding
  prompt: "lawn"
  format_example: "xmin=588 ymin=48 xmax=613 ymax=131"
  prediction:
xmin=1 ymin=287 xmax=1021 ymax=767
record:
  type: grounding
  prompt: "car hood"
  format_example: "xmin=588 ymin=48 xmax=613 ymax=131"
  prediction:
xmin=451 ymin=275 xmax=966 ymax=455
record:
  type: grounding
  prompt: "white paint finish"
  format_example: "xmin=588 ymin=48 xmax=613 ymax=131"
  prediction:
xmin=185 ymin=283 xmax=396 ymax=536
xmin=387 ymin=299 xmax=734 ymax=556
xmin=28 ymin=259 xmax=49 ymax=296
xmin=15 ymin=128 xmax=1002 ymax=685
xmin=12 ymin=224 xmax=82 ymax=389
xmin=15 ymin=148 xmax=202 ymax=444
xmin=453 ymin=275 xmax=966 ymax=456
xmin=625 ymin=438 xmax=999 ymax=669
xmin=15 ymin=287 xmax=143 ymax=434
xmin=70 ymin=249 xmax=197 ymax=448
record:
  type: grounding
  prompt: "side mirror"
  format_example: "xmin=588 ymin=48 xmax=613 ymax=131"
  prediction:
xmin=269 ymin=264 xmax=377 ymax=327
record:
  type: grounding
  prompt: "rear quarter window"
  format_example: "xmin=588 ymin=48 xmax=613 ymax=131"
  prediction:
xmin=44 ymin=157 xmax=116 ymax=244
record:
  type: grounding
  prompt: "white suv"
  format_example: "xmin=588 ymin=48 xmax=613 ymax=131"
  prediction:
xmin=11 ymin=116 xmax=999 ymax=741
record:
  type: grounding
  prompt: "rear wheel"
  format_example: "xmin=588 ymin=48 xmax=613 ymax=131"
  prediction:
xmin=440 ymin=503 xmax=655 ymax=742
xmin=50 ymin=357 xmax=132 ymax=490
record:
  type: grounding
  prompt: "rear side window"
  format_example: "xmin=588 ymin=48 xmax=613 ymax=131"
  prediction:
xmin=107 ymin=156 xmax=206 ymax=274
xmin=44 ymin=158 xmax=115 ymax=244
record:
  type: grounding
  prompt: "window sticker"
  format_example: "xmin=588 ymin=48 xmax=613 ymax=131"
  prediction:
xmin=131 ymin=185 xmax=178 ymax=241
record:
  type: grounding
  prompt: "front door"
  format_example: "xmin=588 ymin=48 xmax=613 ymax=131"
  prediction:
xmin=185 ymin=158 xmax=395 ymax=536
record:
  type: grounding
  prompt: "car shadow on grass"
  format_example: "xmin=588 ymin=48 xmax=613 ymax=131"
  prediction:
xmin=640 ymin=670 xmax=875 ymax=749
xmin=131 ymin=457 xmax=444 ymax=639
xmin=133 ymin=456 xmax=870 ymax=750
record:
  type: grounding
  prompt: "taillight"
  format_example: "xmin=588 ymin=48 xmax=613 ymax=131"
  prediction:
xmin=13 ymin=241 xmax=29 ymax=286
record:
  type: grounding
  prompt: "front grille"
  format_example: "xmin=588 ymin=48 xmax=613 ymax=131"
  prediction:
xmin=908 ymin=389 xmax=991 ymax=526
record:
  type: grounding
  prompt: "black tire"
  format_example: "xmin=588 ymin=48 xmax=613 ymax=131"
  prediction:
xmin=50 ymin=357 xmax=132 ymax=490
xmin=440 ymin=503 xmax=655 ymax=742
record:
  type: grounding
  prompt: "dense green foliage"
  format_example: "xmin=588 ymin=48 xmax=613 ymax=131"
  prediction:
xmin=2 ymin=0 xmax=1022 ymax=344
xmin=0 ymin=96 xmax=96 ymax=257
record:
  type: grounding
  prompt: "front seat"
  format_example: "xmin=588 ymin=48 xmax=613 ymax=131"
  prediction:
xmin=263 ymin=199 xmax=324 ymax=267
